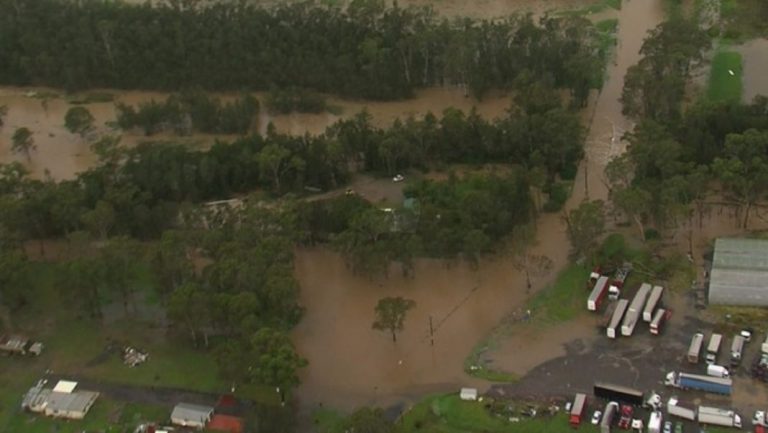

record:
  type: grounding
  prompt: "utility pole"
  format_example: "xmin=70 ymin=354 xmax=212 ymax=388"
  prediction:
xmin=429 ymin=315 xmax=434 ymax=346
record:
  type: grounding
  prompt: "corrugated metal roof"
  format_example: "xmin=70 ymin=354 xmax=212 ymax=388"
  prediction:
xmin=709 ymin=238 xmax=768 ymax=306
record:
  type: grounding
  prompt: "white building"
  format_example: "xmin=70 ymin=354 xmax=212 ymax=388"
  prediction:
xmin=170 ymin=402 xmax=214 ymax=429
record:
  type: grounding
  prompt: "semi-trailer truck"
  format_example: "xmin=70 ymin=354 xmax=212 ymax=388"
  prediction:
xmin=649 ymin=308 xmax=670 ymax=335
xmin=666 ymin=396 xmax=696 ymax=421
xmin=706 ymin=333 xmax=723 ymax=365
xmin=698 ymin=405 xmax=742 ymax=428
xmin=607 ymin=299 xmax=629 ymax=339
xmin=664 ymin=371 xmax=732 ymax=395
xmin=570 ymin=393 xmax=587 ymax=426
xmin=642 ymin=285 xmax=664 ymax=322
xmin=688 ymin=333 xmax=704 ymax=364
xmin=621 ymin=284 xmax=651 ymax=337
xmin=647 ymin=411 xmax=663 ymax=433
xmin=588 ymin=276 xmax=610 ymax=311
xmin=731 ymin=335 xmax=746 ymax=367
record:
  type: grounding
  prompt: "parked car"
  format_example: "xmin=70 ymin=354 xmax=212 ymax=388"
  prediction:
xmin=392 ymin=174 xmax=405 ymax=182
xmin=664 ymin=421 xmax=673 ymax=433
xmin=591 ymin=410 xmax=602 ymax=425
xmin=742 ymin=328 xmax=754 ymax=342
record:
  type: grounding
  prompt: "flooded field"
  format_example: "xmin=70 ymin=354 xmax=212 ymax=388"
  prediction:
xmin=292 ymin=210 xmax=571 ymax=411
xmin=736 ymin=38 xmax=768 ymax=102
xmin=0 ymin=87 xmax=511 ymax=180
xmin=291 ymin=0 xmax=666 ymax=414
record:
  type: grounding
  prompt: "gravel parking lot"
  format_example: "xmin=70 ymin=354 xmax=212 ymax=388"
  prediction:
xmin=489 ymin=288 xmax=768 ymax=431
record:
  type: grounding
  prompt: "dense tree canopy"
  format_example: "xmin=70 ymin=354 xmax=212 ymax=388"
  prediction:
xmin=0 ymin=0 xmax=605 ymax=102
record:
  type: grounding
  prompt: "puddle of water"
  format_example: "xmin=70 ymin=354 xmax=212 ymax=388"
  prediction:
xmin=735 ymin=38 xmax=768 ymax=103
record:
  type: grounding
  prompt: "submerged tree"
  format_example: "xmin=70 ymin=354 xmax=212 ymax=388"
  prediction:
xmin=564 ymin=200 xmax=606 ymax=259
xmin=372 ymin=296 xmax=416 ymax=343
xmin=64 ymin=106 xmax=95 ymax=139
xmin=11 ymin=127 xmax=35 ymax=161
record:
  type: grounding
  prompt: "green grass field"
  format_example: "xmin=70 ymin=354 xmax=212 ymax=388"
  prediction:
xmin=0 ymin=260 xmax=278 ymax=432
xmin=707 ymin=49 xmax=743 ymax=103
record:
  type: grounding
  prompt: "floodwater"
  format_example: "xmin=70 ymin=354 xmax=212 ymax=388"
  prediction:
xmin=570 ymin=0 xmax=665 ymax=205
xmin=735 ymin=38 xmax=768 ymax=103
xmin=292 ymin=208 xmax=571 ymax=412
xmin=292 ymin=0 xmax=666 ymax=414
xmin=0 ymin=87 xmax=511 ymax=180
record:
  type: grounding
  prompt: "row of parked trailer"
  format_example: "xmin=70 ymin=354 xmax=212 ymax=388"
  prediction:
xmin=567 ymin=383 xmax=743 ymax=432
xmin=590 ymin=281 xmax=668 ymax=339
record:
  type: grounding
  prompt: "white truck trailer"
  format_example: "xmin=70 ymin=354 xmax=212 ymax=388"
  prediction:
xmin=698 ymin=405 xmax=741 ymax=428
xmin=607 ymin=299 xmax=629 ymax=339
xmin=706 ymin=333 xmax=722 ymax=365
xmin=588 ymin=276 xmax=611 ymax=311
xmin=688 ymin=333 xmax=704 ymax=364
xmin=666 ymin=396 xmax=696 ymax=421
xmin=731 ymin=335 xmax=746 ymax=367
xmin=647 ymin=411 xmax=662 ymax=433
xmin=621 ymin=284 xmax=651 ymax=337
xmin=642 ymin=285 xmax=664 ymax=322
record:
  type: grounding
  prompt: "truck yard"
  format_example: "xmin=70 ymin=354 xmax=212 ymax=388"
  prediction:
xmin=488 ymin=279 xmax=768 ymax=433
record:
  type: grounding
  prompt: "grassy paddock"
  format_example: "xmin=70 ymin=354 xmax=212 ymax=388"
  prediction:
xmin=707 ymin=49 xmax=743 ymax=102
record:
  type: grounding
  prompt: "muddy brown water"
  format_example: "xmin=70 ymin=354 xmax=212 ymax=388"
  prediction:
xmin=1 ymin=0 xmax=669 ymax=417
xmin=0 ymin=87 xmax=512 ymax=180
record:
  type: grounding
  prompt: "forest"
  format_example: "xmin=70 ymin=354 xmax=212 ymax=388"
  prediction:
xmin=0 ymin=0 xmax=605 ymax=103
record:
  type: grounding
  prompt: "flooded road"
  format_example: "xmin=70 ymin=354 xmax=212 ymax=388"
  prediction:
xmin=735 ymin=38 xmax=768 ymax=103
xmin=570 ymin=0 xmax=665 ymax=205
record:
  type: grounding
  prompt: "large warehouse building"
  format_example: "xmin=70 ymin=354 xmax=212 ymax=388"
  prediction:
xmin=709 ymin=238 xmax=768 ymax=306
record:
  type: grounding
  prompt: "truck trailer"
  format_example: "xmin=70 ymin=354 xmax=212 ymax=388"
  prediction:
xmin=642 ymin=285 xmax=664 ymax=322
xmin=593 ymin=382 xmax=644 ymax=406
xmin=647 ymin=411 xmax=663 ymax=433
xmin=688 ymin=333 xmax=704 ymax=364
xmin=621 ymin=284 xmax=651 ymax=337
xmin=588 ymin=276 xmax=611 ymax=311
xmin=731 ymin=335 xmax=746 ymax=367
xmin=570 ymin=393 xmax=587 ymax=426
xmin=601 ymin=401 xmax=619 ymax=433
xmin=706 ymin=333 xmax=723 ymax=365
xmin=649 ymin=309 xmax=670 ymax=335
xmin=607 ymin=299 xmax=629 ymax=339
xmin=666 ymin=396 xmax=696 ymax=421
xmin=665 ymin=372 xmax=732 ymax=395
xmin=698 ymin=405 xmax=742 ymax=428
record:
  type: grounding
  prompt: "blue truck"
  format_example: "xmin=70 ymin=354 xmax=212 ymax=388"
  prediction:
xmin=664 ymin=371 xmax=732 ymax=395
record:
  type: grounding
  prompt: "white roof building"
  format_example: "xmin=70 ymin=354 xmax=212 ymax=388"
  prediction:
xmin=171 ymin=402 xmax=214 ymax=429
xmin=709 ymin=238 xmax=768 ymax=305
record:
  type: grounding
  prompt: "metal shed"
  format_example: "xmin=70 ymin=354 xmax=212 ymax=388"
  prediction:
xmin=171 ymin=402 xmax=214 ymax=429
xmin=709 ymin=238 xmax=768 ymax=306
